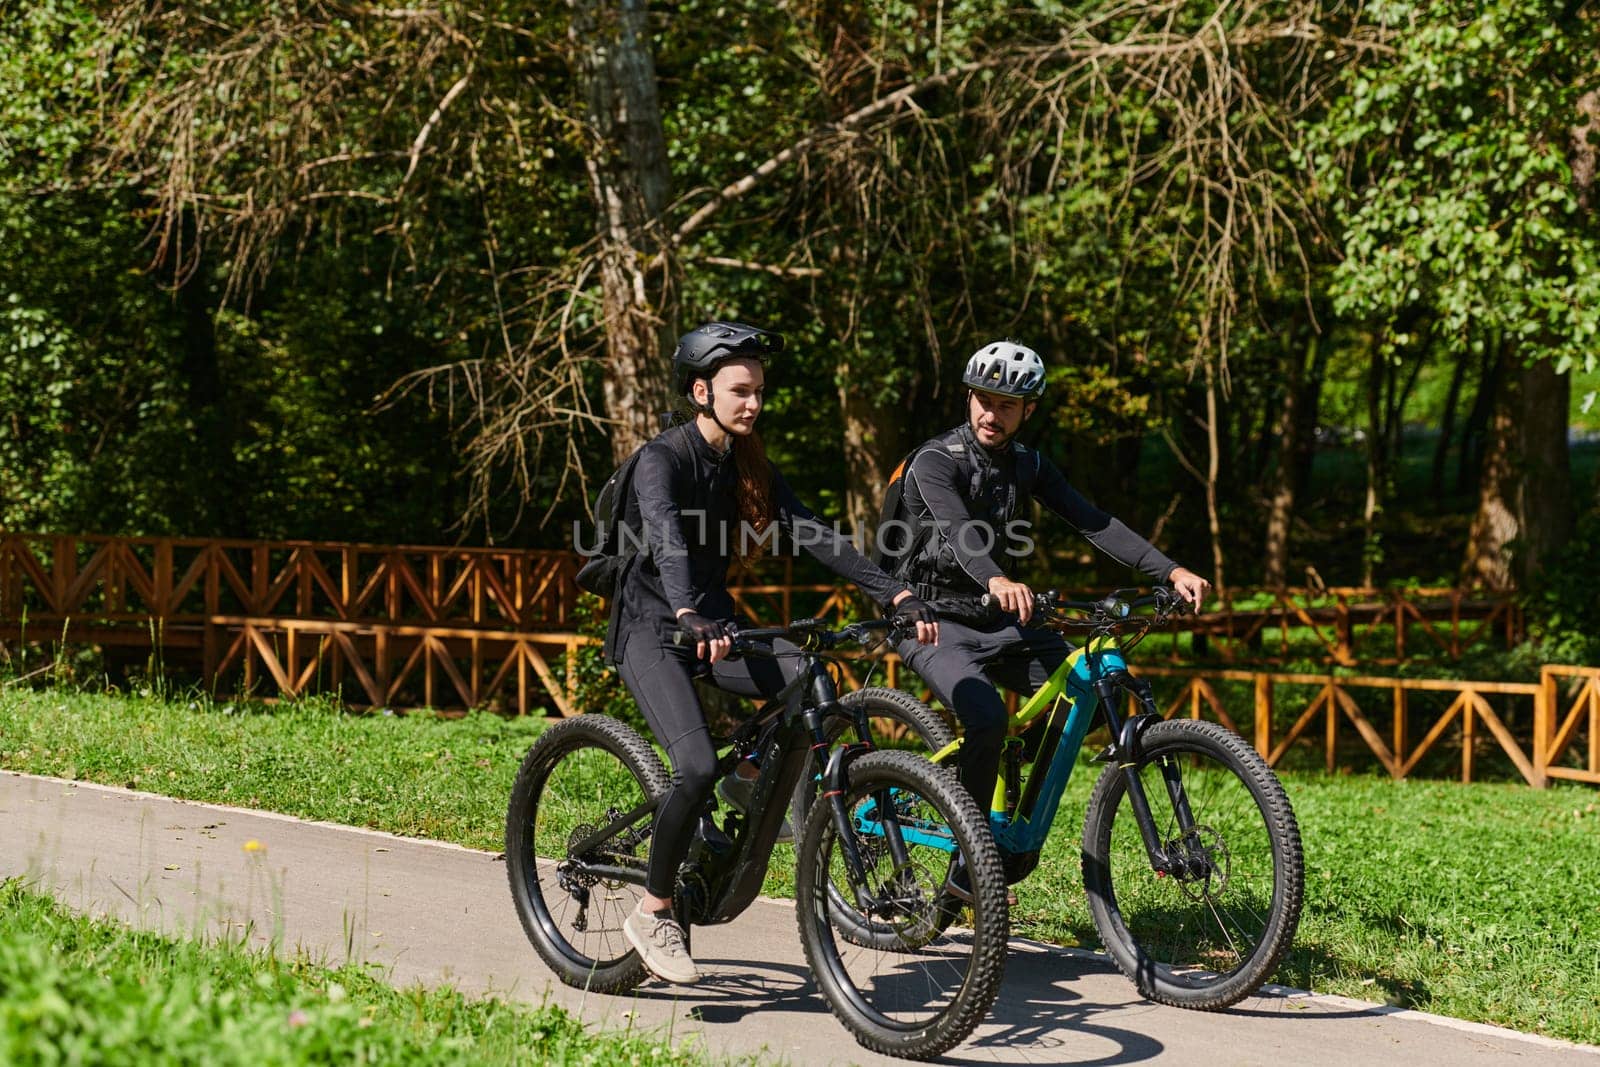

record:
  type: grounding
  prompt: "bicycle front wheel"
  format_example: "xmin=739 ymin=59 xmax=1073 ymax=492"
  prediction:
xmin=795 ymin=750 xmax=1008 ymax=1060
xmin=1082 ymin=718 xmax=1303 ymax=1009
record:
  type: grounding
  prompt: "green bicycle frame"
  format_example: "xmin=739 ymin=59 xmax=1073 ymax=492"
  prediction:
xmin=925 ymin=634 xmax=1132 ymax=856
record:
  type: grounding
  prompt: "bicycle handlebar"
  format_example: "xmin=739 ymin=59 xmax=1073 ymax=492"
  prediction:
xmin=670 ymin=616 xmax=898 ymax=656
xmin=927 ymin=587 xmax=1190 ymax=630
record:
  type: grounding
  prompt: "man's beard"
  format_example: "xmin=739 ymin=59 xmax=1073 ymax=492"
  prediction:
xmin=971 ymin=417 xmax=1015 ymax=449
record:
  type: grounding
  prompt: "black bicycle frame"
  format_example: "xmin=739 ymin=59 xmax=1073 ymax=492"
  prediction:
xmin=564 ymin=635 xmax=910 ymax=927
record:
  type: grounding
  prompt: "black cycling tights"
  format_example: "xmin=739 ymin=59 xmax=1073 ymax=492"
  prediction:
xmin=616 ymin=629 xmax=798 ymax=899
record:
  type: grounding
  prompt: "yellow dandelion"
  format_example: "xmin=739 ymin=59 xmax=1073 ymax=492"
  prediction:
xmin=243 ymin=839 xmax=264 ymax=853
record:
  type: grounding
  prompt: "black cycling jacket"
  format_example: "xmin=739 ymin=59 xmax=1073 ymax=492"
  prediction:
xmin=898 ymin=422 xmax=1178 ymax=597
xmin=609 ymin=420 xmax=909 ymax=661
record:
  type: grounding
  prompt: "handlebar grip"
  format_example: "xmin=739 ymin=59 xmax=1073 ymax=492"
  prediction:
xmin=930 ymin=594 xmax=1000 ymax=627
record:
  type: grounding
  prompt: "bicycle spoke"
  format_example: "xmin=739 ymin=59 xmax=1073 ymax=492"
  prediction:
xmin=817 ymin=777 xmax=980 ymax=1026
xmin=528 ymin=740 xmax=651 ymax=970
xmin=1106 ymin=751 xmax=1278 ymax=985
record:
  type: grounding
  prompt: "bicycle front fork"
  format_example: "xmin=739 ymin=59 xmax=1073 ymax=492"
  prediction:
xmin=1096 ymin=673 xmax=1199 ymax=876
xmin=802 ymin=690 xmax=915 ymax=913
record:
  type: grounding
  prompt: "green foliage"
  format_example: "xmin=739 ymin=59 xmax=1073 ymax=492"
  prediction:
xmin=0 ymin=880 xmax=712 ymax=1065
xmin=2 ymin=0 xmax=1599 ymax=593
xmin=1520 ymin=508 xmax=1600 ymax=667
xmin=1317 ymin=1 xmax=1600 ymax=372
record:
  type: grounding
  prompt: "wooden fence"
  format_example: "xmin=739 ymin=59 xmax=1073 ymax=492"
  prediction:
xmin=0 ymin=531 xmax=587 ymax=714
xmin=4 ymin=531 xmax=1576 ymax=781
xmin=0 ymin=532 xmax=579 ymax=629
xmin=1139 ymin=665 xmax=1600 ymax=788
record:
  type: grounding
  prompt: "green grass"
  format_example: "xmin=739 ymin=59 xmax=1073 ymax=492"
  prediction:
xmin=2 ymin=686 xmax=1598 ymax=1045
xmin=1017 ymin=756 xmax=1600 ymax=1043
xmin=0 ymin=688 xmax=541 ymax=850
xmin=0 ymin=878 xmax=714 ymax=1066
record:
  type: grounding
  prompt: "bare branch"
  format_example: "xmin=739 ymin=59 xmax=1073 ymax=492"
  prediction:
xmin=401 ymin=62 xmax=474 ymax=191
xmin=696 ymin=255 xmax=823 ymax=278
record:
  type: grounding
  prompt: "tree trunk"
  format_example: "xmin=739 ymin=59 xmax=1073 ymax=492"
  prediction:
xmin=1462 ymin=349 xmax=1518 ymax=591
xmin=1457 ymin=337 xmax=1502 ymax=494
xmin=1387 ymin=348 xmax=1424 ymax=471
xmin=177 ymin=254 xmax=236 ymax=535
xmin=1202 ymin=358 xmax=1226 ymax=595
xmin=1361 ymin=340 xmax=1386 ymax=587
xmin=839 ymin=356 xmax=904 ymax=552
xmin=1263 ymin=333 xmax=1313 ymax=588
xmin=1570 ymin=88 xmax=1599 ymax=215
xmin=1291 ymin=336 xmax=1331 ymax=497
xmin=569 ymin=0 xmax=675 ymax=465
xmin=1517 ymin=360 xmax=1573 ymax=585
xmin=820 ymin=5 xmax=900 ymax=549
xmin=1431 ymin=351 xmax=1469 ymax=497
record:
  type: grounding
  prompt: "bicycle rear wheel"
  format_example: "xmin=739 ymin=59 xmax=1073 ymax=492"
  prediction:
xmin=795 ymin=750 xmax=1008 ymax=1060
xmin=1082 ymin=718 xmax=1303 ymax=1009
xmin=505 ymin=715 xmax=669 ymax=993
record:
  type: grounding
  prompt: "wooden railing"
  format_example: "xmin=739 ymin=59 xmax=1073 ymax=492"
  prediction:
xmin=0 ymin=532 xmax=579 ymax=631
xmin=208 ymin=617 xmax=594 ymax=718
xmin=0 ymin=531 xmax=586 ymax=715
xmin=1137 ymin=666 xmax=1600 ymax=788
xmin=727 ymin=558 xmax=1520 ymax=665
xmin=1538 ymin=665 xmax=1600 ymax=787
xmin=1 ymin=532 xmax=1561 ymax=760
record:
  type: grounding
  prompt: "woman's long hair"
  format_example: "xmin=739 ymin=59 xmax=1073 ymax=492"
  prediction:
xmin=731 ymin=430 xmax=774 ymax=564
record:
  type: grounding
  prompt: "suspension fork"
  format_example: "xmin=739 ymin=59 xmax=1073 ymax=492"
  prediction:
xmin=804 ymin=669 xmax=908 ymax=910
xmin=1096 ymin=671 xmax=1197 ymax=873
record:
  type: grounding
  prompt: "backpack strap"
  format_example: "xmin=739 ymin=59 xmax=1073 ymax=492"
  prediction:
xmin=599 ymin=421 xmax=698 ymax=665
xmin=877 ymin=430 xmax=969 ymax=574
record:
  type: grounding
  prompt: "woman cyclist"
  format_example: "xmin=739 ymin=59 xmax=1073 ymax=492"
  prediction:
xmin=611 ymin=321 xmax=938 ymax=985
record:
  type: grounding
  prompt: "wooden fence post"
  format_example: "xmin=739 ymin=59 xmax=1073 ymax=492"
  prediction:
xmin=1393 ymin=684 xmax=1407 ymax=780
xmin=1253 ymin=673 xmax=1272 ymax=758
xmin=1534 ymin=667 xmax=1551 ymax=788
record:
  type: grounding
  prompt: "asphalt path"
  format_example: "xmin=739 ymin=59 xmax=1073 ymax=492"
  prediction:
xmin=4 ymin=770 xmax=1596 ymax=1065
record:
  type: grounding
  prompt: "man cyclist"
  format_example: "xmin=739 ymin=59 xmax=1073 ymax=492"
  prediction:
xmin=885 ymin=340 xmax=1210 ymax=883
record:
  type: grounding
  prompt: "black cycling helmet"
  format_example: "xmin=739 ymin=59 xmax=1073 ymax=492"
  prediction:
xmin=672 ymin=321 xmax=784 ymax=394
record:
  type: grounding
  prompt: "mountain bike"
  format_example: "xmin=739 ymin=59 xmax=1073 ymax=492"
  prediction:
xmin=805 ymin=587 xmax=1305 ymax=1010
xmin=504 ymin=617 xmax=1010 ymax=1060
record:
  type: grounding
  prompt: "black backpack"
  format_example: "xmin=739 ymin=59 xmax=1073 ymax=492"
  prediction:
xmin=574 ymin=423 xmax=693 ymax=599
xmin=870 ymin=446 xmax=927 ymax=573
xmin=870 ymin=433 xmax=1042 ymax=575
xmin=574 ymin=453 xmax=646 ymax=600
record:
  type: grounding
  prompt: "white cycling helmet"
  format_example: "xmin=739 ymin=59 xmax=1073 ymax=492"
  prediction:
xmin=962 ymin=340 xmax=1046 ymax=399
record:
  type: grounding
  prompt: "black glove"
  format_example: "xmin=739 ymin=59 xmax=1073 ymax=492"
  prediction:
xmin=677 ymin=611 xmax=732 ymax=645
xmin=890 ymin=594 xmax=936 ymax=628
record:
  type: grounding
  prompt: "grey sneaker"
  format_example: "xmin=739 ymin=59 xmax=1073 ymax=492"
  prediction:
xmin=716 ymin=769 xmax=794 ymax=843
xmin=623 ymin=903 xmax=699 ymax=985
